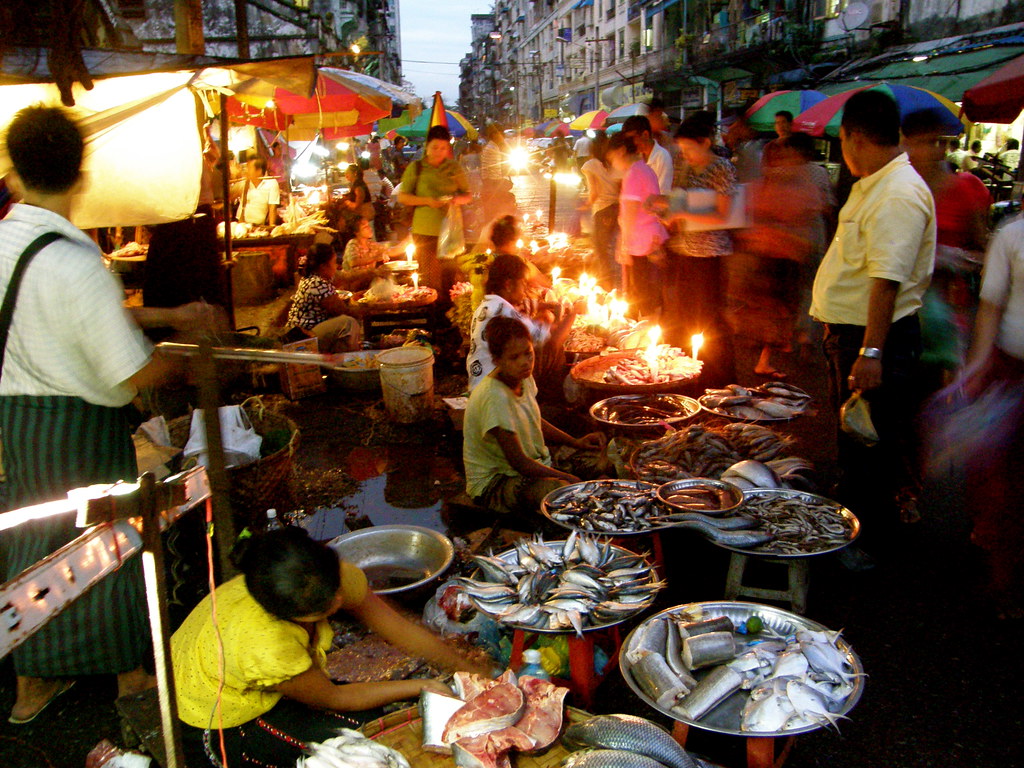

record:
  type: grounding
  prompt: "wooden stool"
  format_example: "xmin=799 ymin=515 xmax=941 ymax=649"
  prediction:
xmin=671 ymin=721 xmax=795 ymax=768
xmin=507 ymin=626 xmax=623 ymax=710
xmin=724 ymin=553 xmax=809 ymax=614
xmin=612 ymin=531 xmax=666 ymax=580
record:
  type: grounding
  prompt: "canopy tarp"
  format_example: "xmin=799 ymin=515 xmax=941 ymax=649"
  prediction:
xmin=962 ymin=52 xmax=1024 ymax=123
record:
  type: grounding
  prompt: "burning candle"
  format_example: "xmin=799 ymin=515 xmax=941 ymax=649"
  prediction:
xmin=405 ymin=243 xmax=415 ymax=261
xmin=551 ymin=266 xmax=561 ymax=282
xmin=649 ymin=325 xmax=662 ymax=347
xmin=530 ymin=240 xmax=539 ymax=254
xmin=536 ymin=209 xmax=543 ymax=222
xmin=412 ymin=272 xmax=419 ymax=290
xmin=524 ymin=212 xmax=531 ymax=223
xmin=692 ymin=333 xmax=704 ymax=361
xmin=516 ymin=239 xmax=525 ymax=250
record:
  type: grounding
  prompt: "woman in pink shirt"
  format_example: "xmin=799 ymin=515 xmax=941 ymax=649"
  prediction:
xmin=606 ymin=133 xmax=667 ymax=317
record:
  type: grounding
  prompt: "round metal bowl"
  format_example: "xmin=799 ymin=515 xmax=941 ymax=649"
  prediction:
xmin=619 ymin=600 xmax=865 ymax=737
xmin=570 ymin=350 xmax=702 ymax=394
xmin=589 ymin=394 xmax=701 ymax=435
xmin=328 ymin=525 xmax=454 ymax=595
xmin=656 ymin=478 xmax=745 ymax=516
xmin=540 ymin=479 xmax=669 ymax=537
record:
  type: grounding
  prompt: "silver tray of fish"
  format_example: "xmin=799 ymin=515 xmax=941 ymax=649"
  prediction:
xmin=589 ymin=394 xmax=702 ymax=432
xmin=460 ymin=533 xmax=663 ymax=635
xmin=619 ymin=601 xmax=865 ymax=737
xmin=698 ymin=383 xmax=812 ymax=422
xmin=711 ymin=489 xmax=860 ymax=559
xmin=541 ymin=480 xmax=671 ymax=536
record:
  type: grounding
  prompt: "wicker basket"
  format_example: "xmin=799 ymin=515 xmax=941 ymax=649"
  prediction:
xmin=359 ymin=706 xmax=593 ymax=768
xmin=167 ymin=396 xmax=300 ymax=529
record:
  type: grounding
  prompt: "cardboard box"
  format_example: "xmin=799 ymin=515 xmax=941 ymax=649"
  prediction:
xmin=280 ymin=336 xmax=327 ymax=400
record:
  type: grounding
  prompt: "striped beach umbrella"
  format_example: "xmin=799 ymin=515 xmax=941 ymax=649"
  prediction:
xmin=745 ymin=90 xmax=826 ymax=132
xmin=794 ymin=83 xmax=966 ymax=137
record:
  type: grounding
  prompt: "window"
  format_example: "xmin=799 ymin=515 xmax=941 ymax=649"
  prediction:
xmin=813 ymin=0 xmax=844 ymax=20
xmin=618 ymin=29 xmax=625 ymax=57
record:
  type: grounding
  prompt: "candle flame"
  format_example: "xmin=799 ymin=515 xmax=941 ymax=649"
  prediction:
xmin=516 ymin=239 xmax=525 ymax=250
xmin=551 ymin=266 xmax=561 ymax=281
xmin=691 ymin=333 xmax=704 ymax=360
xmin=405 ymin=243 xmax=415 ymax=260
xmin=649 ymin=326 xmax=662 ymax=347
xmin=412 ymin=272 xmax=419 ymax=290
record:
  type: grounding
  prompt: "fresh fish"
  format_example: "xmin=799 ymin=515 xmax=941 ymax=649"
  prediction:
xmin=720 ymin=460 xmax=782 ymax=490
xmin=769 ymin=650 xmax=809 ymax=680
xmin=579 ymin=535 xmax=602 ymax=566
xmin=668 ymin=519 xmax=775 ymax=548
xmin=631 ymin=652 xmax=691 ymax=709
xmin=796 ymin=630 xmax=858 ymax=684
xmin=563 ymin=714 xmax=699 ymax=768
xmin=741 ymin=678 xmax=795 ymax=733
xmin=442 ymin=678 xmax=525 ymax=742
xmin=785 ymin=678 xmax=847 ymax=730
xmin=418 ymin=689 xmax=467 ymax=754
xmin=651 ymin=511 xmax=759 ymax=529
xmin=626 ymin=618 xmax=668 ymax=664
xmin=664 ymin=620 xmax=694 ymax=684
xmin=471 ymin=555 xmax=516 ymax=585
xmin=672 ymin=615 xmax=734 ymax=638
xmin=671 ymin=666 xmax=744 ymax=721
xmin=681 ymin=631 xmax=736 ymax=670
xmin=564 ymin=749 xmax=676 ymax=768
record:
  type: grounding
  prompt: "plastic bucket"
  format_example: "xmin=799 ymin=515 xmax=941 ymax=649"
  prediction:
xmin=378 ymin=346 xmax=434 ymax=423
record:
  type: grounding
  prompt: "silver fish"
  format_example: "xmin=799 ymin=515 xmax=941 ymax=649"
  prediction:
xmin=632 ymin=652 xmax=691 ymax=709
xmin=563 ymin=714 xmax=699 ymax=768
xmin=564 ymin=749 xmax=676 ymax=768
xmin=669 ymin=519 xmax=775 ymax=548
xmin=672 ymin=665 xmax=744 ymax=721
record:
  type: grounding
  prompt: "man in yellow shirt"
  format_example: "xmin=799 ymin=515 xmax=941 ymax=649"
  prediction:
xmin=811 ymin=90 xmax=936 ymax=569
xmin=172 ymin=528 xmax=493 ymax=766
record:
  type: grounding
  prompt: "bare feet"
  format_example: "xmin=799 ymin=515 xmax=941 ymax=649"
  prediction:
xmin=10 ymin=676 xmax=75 ymax=724
xmin=117 ymin=667 xmax=158 ymax=699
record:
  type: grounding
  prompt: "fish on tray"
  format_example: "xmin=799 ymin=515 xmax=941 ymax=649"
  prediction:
xmin=563 ymin=713 xmax=716 ymax=768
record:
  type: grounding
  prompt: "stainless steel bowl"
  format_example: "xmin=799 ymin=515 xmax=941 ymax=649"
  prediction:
xmin=657 ymin=478 xmax=744 ymax=516
xmin=328 ymin=525 xmax=454 ymax=595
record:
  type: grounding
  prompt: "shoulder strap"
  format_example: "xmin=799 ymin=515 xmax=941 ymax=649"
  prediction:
xmin=0 ymin=232 xmax=63 ymax=381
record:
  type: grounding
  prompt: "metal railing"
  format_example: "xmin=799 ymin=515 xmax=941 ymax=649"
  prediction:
xmin=689 ymin=11 xmax=790 ymax=64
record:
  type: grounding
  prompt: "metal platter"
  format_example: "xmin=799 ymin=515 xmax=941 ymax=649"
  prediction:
xmin=708 ymin=489 xmax=860 ymax=559
xmin=571 ymin=351 xmax=702 ymax=394
xmin=540 ymin=479 xmax=670 ymax=537
xmin=656 ymin=478 xmax=744 ymax=516
xmin=380 ymin=260 xmax=419 ymax=274
xmin=697 ymin=395 xmax=800 ymax=423
xmin=590 ymin=394 xmax=701 ymax=434
xmin=469 ymin=539 xmax=660 ymax=634
xmin=619 ymin=601 xmax=865 ymax=737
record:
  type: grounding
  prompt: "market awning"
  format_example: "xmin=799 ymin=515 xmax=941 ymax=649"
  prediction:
xmin=572 ymin=0 xmax=594 ymax=8
xmin=817 ymin=44 xmax=1024 ymax=102
xmin=699 ymin=66 xmax=753 ymax=83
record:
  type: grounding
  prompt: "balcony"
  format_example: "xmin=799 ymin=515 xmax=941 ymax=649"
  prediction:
xmin=690 ymin=11 xmax=790 ymax=65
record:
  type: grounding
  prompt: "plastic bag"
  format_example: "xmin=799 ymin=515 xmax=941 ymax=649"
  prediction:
xmin=438 ymin=204 xmax=466 ymax=260
xmin=422 ymin=579 xmax=502 ymax=659
xmin=840 ymin=392 xmax=879 ymax=447
xmin=182 ymin=406 xmax=262 ymax=469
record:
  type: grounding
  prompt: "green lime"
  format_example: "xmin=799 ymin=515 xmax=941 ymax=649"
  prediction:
xmin=746 ymin=615 xmax=764 ymax=634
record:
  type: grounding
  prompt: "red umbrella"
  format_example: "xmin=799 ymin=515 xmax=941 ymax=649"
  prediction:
xmin=961 ymin=53 xmax=1024 ymax=124
xmin=545 ymin=121 xmax=572 ymax=137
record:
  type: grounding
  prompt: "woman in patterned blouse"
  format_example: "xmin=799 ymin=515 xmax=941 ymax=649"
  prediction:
xmin=338 ymin=217 xmax=404 ymax=291
xmin=285 ymin=245 xmax=361 ymax=352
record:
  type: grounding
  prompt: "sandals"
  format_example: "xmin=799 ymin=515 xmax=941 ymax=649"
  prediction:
xmin=754 ymin=368 xmax=788 ymax=380
xmin=8 ymin=679 xmax=75 ymax=725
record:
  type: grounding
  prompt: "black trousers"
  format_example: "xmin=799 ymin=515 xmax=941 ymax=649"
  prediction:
xmin=822 ymin=314 xmax=922 ymax=547
xmin=664 ymin=254 xmax=736 ymax=388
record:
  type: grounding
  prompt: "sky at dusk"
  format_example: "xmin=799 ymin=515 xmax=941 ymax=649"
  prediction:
xmin=400 ymin=0 xmax=494 ymax=105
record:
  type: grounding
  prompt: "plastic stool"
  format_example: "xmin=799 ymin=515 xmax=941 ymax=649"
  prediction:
xmin=671 ymin=721 xmax=795 ymax=768
xmin=724 ymin=553 xmax=809 ymax=614
xmin=508 ymin=626 xmax=623 ymax=710
xmin=612 ymin=531 xmax=666 ymax=580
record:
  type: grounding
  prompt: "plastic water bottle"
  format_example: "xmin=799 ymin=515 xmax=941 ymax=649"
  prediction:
xmin=519 ymin=649 xmax=550 ymax=681
xmin=266 ymin=508 xmax=283 ymax=531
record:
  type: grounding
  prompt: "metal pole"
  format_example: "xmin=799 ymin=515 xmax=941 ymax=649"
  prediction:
xmin=218 ymin=92 xmax=236 ymax=330
xmin=173 ymin=0 xmax=205 ymax=54
xmin=548 ymin=172 xmax=556 ymax=233
xmin=139 ymin=473 xmax=185 ymax=768
xmin=594 ymin=41 xmax=601 ymax=112
xmin=233 ymin=0 xmax=250 ymax=58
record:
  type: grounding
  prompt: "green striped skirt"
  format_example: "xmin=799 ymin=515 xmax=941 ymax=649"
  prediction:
xmin=0 ymin=395 xmax=149 ymax=677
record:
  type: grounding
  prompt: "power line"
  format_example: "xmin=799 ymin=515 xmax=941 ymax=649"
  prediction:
xmin=401 ymin=58 xmax=462 ymax=65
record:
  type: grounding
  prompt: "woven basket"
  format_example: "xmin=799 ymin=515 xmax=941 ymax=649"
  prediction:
xmin=167 ymin=396 xmax=300 ymax=529
xmin=359 ymin=706 xmax=593 ymax=768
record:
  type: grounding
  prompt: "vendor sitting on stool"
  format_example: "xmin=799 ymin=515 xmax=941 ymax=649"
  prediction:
xmin=172 ymin=528 xmax=494 ymax=768
xmin=338 ymin=217 xmax=406 ymax=291
xmin=284 ymin=244 xmax=361 ymax=353
xmin=464 ymin=316 xmax=605 ymax=517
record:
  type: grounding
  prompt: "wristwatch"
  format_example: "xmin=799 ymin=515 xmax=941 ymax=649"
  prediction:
xmin=858 ymin=346 xmax=882 ymax=359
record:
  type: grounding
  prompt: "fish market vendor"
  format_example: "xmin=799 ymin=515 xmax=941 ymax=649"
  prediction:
xmin=464 ymin=316 xmax=605 ymax=517
xmin=467 ymin=219 xmax=574 ymax=391
xmin=171 ymin=528 xmax=494 ymax=767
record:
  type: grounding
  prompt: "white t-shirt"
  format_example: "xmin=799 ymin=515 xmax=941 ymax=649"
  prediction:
xmin=646 ymin=141 xmax=674 ymax=194
xmin=463 ymin=374 xmax=551 ymax=498
xmin=239 ymin=177 xmax=281 ymax=224
xmin=979 ymin=217 xmax=1024 ymax=360
xmin=581 ymin=158 xmax=622 ymax=214
xmin=574 ymin=136 xmax=592 ymax=158
xmin=0 ymin=204 xmax=152 ymax=407
xmin=467 ymin=294 xmax=549 ymax=391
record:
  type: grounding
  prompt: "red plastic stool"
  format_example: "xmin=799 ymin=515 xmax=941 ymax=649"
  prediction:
xmin=671 ymin=721 xmax=796 ymax=768
xmin=611 ymin=531 xmax=666 ymax=580
xmin=507 ymin=625 xmax=623 ymax=710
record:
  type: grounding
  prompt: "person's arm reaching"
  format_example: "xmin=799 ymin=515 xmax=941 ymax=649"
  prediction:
xmin=491 ymin=427 xmax=578 ymax=483
xmin=275 ymin=665 xmax=451 ymax=712
xmin=541 ymin=419 xmax=605 ymax=451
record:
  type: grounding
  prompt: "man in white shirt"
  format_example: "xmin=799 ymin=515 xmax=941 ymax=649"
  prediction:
xmin=621 ymin=115 xmax=673 ymax=193
xmin=236 ymin=156 xmax=281 ymax=226
xmin=573 ymin=132 xmax=592 ymax=171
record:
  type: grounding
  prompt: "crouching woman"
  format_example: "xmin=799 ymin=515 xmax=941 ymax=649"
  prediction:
xmin=463 ymin=316 xmax=604 ymax=517
xmin=171 ymin=528 xmax=493 ymax=767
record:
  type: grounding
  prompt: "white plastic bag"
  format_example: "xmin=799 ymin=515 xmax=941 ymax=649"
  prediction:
xmin=438 ymin=204 xmax=466 ymax=260
xmin=182 ymin=406 xmax=262 ymax=469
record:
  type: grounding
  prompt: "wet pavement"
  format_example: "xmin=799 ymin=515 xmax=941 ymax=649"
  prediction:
xmin=0 ymin=172 xmax=1018 ymax=766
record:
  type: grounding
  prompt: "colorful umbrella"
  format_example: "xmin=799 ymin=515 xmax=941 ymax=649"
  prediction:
xmin=396 ymin=109 xmax=478 ymax=139
xmin=605 ymin=103 xmax=649 ymax=125
xmin=961 ymin=52 xmax=1024 ymax=124
xmin=605 ymin=122 xmax=624 ymax=135
xmin=745 ymin=90 xmax=826 ymax=132
xmin=544 ymin=121 xmax=572 ymax=138
xmin=794 ymin=83 xmax=966 ymax=138
xmin=570 ymin=110 xmax=608 ymax=131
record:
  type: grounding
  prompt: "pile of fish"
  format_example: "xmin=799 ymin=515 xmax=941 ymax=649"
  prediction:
xmin=631 ymin=424 xmax=813 ymax=489
xmin=457 ymin=532 xmax=663 ymax=635
xmin=544 ymin=481 xmax=664 ymax=533
xmin=603 ymin=350 xmax=703 ymax=386
xmin=299 ymin=729 xmax=410 ymax=768
xmin=428 ymin=670 xmax=568 ymax=768
xmin=625 ymin=610 xmax=860 ymax=734
xmin=561 ymin=713 xmax=717 ymax=768
xmin=739 ymin=492 xmax=855 ymax=555
xmin=700 ymin=382 xmax=811 ymax=420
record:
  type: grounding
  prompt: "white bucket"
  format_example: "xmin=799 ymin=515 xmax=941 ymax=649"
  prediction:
xmin=378 ymin=346 xmax=435 ymax=423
